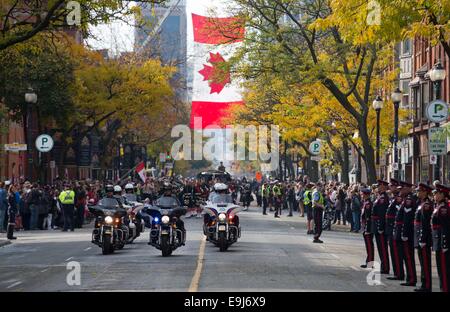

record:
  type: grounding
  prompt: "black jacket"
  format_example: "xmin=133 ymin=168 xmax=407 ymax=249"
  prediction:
xmin=414 ymin=197 xmax=433 ymax=248
xmin=371 ymin=192 xmax=389 ymax=233
xmin=432 ymin=201 xmax=449 ymax=251
xmin=362 ymin=199 xmax=373 ymax=234
xmin=401 ymin=193 xmax=417 ymax=240
xmin=386 ymin=195 xmax=402 ymax=237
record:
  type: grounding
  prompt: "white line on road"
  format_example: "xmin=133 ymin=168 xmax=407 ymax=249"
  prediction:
xmin=40 ymin=268 xmax=49 ymax=273
xmin=84 ymin=247 xmax=92 ymax=251
xmin=330 ymin=253 xmax=340 ymax=259
xmin=6 ymin=281 xmax=22 ymax=289
xmin=350 ymin=266 xmax=360 ymax=271
xmin=189 ymin=236 xmax=206 ymax=292
xmin=65 ymin=257 xmax=74 ymax=261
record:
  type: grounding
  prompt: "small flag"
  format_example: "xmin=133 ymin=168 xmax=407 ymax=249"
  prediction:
xmin=135 ymin=161 xmax=146 ymax=182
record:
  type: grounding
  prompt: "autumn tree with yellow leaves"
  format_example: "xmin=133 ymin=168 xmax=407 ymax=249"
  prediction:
xmin=0 ymin=32 xmax=179 ymax=177
xmin=222 ymin=0 xmax=414 ymax=183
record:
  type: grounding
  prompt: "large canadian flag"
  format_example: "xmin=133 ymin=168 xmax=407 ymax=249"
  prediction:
xmin=186 ymin=0 xmax=245 ymax=129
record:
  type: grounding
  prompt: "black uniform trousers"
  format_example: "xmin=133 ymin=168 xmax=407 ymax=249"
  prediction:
xmin=417 ymin=245 xmax=432 ymax=291
xmin=389 ymin=238 xmax=405 ymax=279
xmin=75 ymin=204 xmax=84 ymax=228
xmin=402 ymin=239 xmax=417 ymax=284
xmin=274 ymin=198 xmax=282 ymax=217
xmin=7 ymin=209 xmax=16 ymax=239
xmin=262 ymin=197 xmax=268 ymax=215
xmin=436 ymin=250 xmax=450 ymax=292
xmin=363 ymin=233 xmax=374 ymax=265
xmin=374 ymin=233 xmax=390 ymax=273
xmin=62 ymin=204 xmax=75 ymax=231
xmin=313 ymin=207 xmax=323 ymax=239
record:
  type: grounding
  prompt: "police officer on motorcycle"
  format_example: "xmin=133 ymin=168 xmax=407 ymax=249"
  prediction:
xmin=204 ymin=183 xmax=238 ymax=227
xmin=152 ymin=182 xmax=186 ymax=245
xmin=124 ymin=183 xmax=134 ymax=194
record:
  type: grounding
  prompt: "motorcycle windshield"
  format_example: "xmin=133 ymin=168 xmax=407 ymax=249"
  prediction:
xmin=210 ymin=194 xmax=233 ymax=204
xmin=123 ymin=194 xmax=138 ymax=202
xmin=98 ymin=198 xmax=121 ymax=208
xmin=155 ymin=196 xmax=180 ymax=208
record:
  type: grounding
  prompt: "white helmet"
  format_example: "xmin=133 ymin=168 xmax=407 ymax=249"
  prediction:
xmin=214 ymin=183 xmax=228 ymax=191
xmin=125 ymin=183 xmax=134 ymax=190
xmin=113 ymin=185 xmax=122 ymax=193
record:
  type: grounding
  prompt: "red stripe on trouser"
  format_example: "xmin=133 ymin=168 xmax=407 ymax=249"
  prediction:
xmin=403 ymin=241 xmax=414 ymax=283
xmin=393 ymin=240 xmax=400 ymax=276
xmin=441 ymin=252 xmax=448 ymax=292
xmin=422 ymin=247 xmax=430 ymax=290
xmin=364 ymin=235 xmax=373 ymax=263
xmin=380 ymin=234 xmax=388 ymax=271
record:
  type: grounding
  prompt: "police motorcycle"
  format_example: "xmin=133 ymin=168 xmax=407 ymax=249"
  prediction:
xmin=202 ymin=183 xmax=242 ymax=252
xmin=147 ymin=183 xmax=187 ymax=257
xmin=122 ymin=183 xmax=145 ymax=239
xmin=88 ymin=185 xmax=128 ymax=255
xmin=112 ymin=185 xmax=141 ymax=244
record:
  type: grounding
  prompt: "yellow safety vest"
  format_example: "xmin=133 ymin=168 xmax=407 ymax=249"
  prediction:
xmin=303 ymin=190 xmax=311 ymax=205
xmin=312 ymin=191 xmax=324 ymax=208
xmin=273 ymin=186 xmax=281 ymax=196
xmin=59 ymin=190 xmax=75 ymax=205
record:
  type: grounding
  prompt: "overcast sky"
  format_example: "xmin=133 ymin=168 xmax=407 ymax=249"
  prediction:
xmin=85 ymin=2 xmax=136 ymax=55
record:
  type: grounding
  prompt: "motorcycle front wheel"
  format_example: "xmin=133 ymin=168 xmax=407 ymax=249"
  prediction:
xmin=102 ymin=234 xmax=113 ymax=255
xmin=161 ymin=235 xmax=172 ymax=257
xmin=218 ymin=232 xmax=228 ymax=252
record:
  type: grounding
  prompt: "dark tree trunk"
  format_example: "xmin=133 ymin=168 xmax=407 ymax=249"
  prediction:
xmin=342 ymin=139 xmax=350 ymax=184
xmin=359 ymin=122 xmax=376 ymax=184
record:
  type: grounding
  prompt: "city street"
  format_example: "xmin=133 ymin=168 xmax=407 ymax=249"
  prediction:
xmin=0 ymin=204 xmax=440 ymax=292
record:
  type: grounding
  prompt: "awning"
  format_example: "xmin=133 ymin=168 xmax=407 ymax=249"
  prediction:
xmin=409 ymin=76 xmax=420 ymax=86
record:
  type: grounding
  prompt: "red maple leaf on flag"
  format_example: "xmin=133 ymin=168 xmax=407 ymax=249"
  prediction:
xmin=198 ymin=52 xmax=231 ymax=94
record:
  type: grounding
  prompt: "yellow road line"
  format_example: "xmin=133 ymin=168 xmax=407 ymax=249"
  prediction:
xmin=188 ymin=235 xmax=206 ymax=292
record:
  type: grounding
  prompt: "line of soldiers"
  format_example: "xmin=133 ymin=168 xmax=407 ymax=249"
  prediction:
xmin=360 ymin=178 xmax=449 ymax=292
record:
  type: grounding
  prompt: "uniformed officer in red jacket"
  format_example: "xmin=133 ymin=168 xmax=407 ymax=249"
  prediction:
xmin=386 ymin=178 xmax=405 ymax=281
xmin=414 ymin=182 xmax=434 ymax=292
xmin=399 ymin=181 xmax=417 ymax=287
xmin=360 ymin=188 xmax=374 ymax=268
xmin=372 ymin=180 xmax=390 ymax=274
xmin=432 ymin=183 xmax=450 ymax=292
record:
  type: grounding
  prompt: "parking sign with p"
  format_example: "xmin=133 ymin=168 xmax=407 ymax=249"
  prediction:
xmin=426 ymin=100 xmax=448 ymax=123
xmin=35 ymin=134 xmax=54 ymax=153
xmin=309 ymin=140 xmax=322 ymax=156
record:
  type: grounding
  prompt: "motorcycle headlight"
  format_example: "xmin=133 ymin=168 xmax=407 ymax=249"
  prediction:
xmin=161 ymin=216 xmax=170 ymax=224
xmin=218 ymin=213 xmax=227 ymax=222
xmin=105 ymin=216 xmax=113 ymax=224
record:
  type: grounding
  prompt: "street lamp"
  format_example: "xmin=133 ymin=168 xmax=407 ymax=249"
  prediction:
xmin=25 ymin=88 xmax=37 ymax=181
xmin=429 ymin=60 xmax=447 ymax=182
xmin=391 ymin=87 xmax=402 ymax=179
xmin=372 ymin=95 xmax=384 ymax=178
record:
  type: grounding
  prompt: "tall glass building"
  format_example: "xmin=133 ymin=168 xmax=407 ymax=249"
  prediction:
xmin=134 ymin=0 xmax=187 ymax=101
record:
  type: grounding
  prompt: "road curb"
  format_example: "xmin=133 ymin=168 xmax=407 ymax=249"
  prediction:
xmin=0 ymin=240 xmax=11 ymax=247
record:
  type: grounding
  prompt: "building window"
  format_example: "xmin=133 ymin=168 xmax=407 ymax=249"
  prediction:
xmin=420 ymin=156 xmax=430 ymax=183
xmin=412 ymin=87 xmax=420 ymax=120
xmin=421 ymin=82 xmax=429 ymax=119
xmin=402 ymin=40 xmax=411 ymax=55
